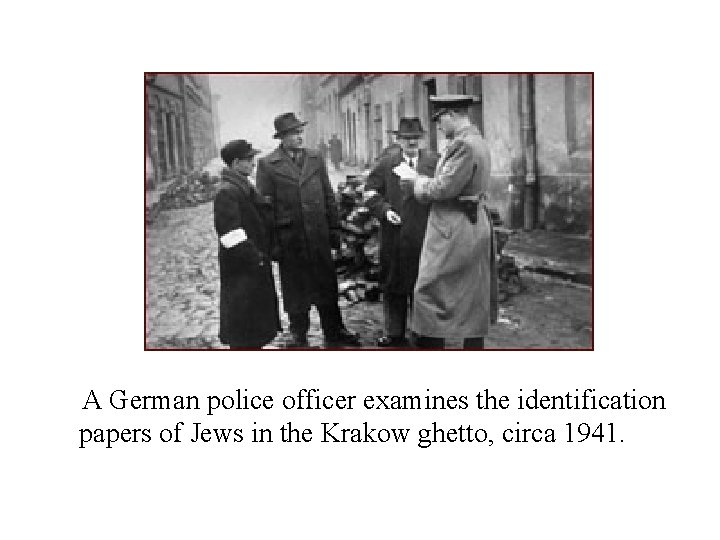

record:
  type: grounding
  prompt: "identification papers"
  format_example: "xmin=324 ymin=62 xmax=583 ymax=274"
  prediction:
xmin=393 ymin=162 xmax=418 ymax=180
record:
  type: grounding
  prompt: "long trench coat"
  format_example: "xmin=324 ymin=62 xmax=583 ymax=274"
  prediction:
xmin=412 ymin=124 xmax=498 ymax=338
xmin=214 ymin=169 xmax=281 ymax=347
xmin=365 ymin=147 xmax=439 ymax=294
xmin=256 ymin=147 xmax=340 ymax=314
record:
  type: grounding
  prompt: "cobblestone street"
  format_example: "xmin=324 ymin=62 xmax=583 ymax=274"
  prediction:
xmin=146 ymin=192 xmax=591 ymax=350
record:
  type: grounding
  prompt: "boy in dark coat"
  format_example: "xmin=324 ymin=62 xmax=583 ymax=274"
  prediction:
xmin=364 ymin=118 xmax=440 ymax=347
xmin=214 ymin=139 xmax=281 ymax=348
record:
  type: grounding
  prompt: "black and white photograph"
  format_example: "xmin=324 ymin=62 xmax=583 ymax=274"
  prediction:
xmin=145 ymin=73 xmax=593 ymax=350
xmin=10 ymin=2 xmax=720 ymax=537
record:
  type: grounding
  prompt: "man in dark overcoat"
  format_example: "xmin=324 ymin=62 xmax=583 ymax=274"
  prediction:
xmin=257 ymin=113 xmax=359 ymax=348
xmin=364 ymin=118 xmax=440 ymax=347
xmin=214 ymin=139 xmax=281 ymax=348
xmin=318 ymin=139 xmax=328 ymax=163
xmin=329 ymin=134 xmax=342 ymax=171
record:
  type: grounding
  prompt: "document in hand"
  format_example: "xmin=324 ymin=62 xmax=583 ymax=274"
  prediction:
xmin=393 ymin=162 xmax=418 ymax=180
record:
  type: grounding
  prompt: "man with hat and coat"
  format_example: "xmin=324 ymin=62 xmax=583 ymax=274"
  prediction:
xmin=329 ymin=134 xmax=342 ymax=171
xmin=364 ymin=118 xmax=440 ymax=347
xmin=399 ymin=96 xmax=498 ymax=349
xmin=214 ymin=139 xmax=281 ymax=348
xmin=257 ymin=113 xmax=359 ymax=348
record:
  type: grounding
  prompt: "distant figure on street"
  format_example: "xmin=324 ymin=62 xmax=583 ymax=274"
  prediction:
xmin=364 ymin=118 xmax=439 ymax=347
xmin=257 ymin=113 xmax=360 ymax=348
xmin=399 ymin=95 xmax=498 ymax=349
xmin=318 ymin=138 xmax=328 ymax=163
xmin=329 ymin=134 xmax=342 ymax=171
xmin=214 ymin=139 xmax=281 ymax=348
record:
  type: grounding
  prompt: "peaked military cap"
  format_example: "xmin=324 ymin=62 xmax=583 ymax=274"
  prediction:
xmin=430 ymin=94 xmax=477 ymax=120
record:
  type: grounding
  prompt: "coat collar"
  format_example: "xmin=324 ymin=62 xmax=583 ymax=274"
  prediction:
xmin=266 ymin=145 xmax=320 ymax=184
xmin=454 ymin=124 xmax=479 ymax=140
xmin=221 ymin=167 xmax=250 ymax=189
xmin=221 ymin=167 xmax=260 ymax=200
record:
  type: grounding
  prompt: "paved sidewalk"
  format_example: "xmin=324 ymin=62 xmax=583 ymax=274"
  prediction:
xmin=504 ymin=230 xmax=592 ymax=285
xmin=146 ymin=202 xmax=591 ymax=349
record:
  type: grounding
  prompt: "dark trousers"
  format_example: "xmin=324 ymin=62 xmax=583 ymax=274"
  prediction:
xmin=414 ymin=335 xmax=485 ymax=349
xmin=383 ymin=293 xmax=410 ymax=338
xmin=289 ymin=303 xmax=343 ymax=339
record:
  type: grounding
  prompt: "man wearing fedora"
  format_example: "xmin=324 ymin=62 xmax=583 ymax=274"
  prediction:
xmin=364 ymin=118 xmax=440 ymax=347
xmin=214 ymin=139 xmax=281 ymax=348
xmin=257 ymin=113 xmax=359 ymax=348
xmin=399 ymin=96 xmax=498 ymax=349
xmin=329 ymin=134 xmax=342 ymax=171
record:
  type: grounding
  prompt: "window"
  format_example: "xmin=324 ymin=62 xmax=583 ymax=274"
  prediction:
xmin=166 ymin=112 xmax=176 ymax=169
xmin=175 ymin=115 xmax=184 ymax=169
xmin=373 ymin=104 xmax=383 ymax=158
xmin=156 ymin=110 xmax=167 ymax=174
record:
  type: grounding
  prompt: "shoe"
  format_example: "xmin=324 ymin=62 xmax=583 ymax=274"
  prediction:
xmin=376 ymin=336 xmax=409 ymax=348
xmin=285 ymin=334 xmax=309 ymax=348
xmin=325 ymin=328 xmax=360 ymax=347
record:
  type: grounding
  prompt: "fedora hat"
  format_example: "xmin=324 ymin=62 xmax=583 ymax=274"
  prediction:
xmin=389 ymin=117 xmax=425 ymax=138
xmin=273 ymin=112 xmax=308 ymax=139
xmin=430 ymin=94 xmax=477 ymax=120
xmin=220 ymin=139 xmax=261 ymax=166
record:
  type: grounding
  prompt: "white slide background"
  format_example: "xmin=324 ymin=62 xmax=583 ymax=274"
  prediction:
xmin=2 ymin=2 xmax=718 ymax=538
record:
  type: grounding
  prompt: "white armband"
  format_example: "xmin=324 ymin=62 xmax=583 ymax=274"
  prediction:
xmin=219 ymin=228 xmax=247 ymax=248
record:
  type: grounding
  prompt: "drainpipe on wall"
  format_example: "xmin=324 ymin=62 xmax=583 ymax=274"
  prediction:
xmin=520 ymin=74 xmax=538 ymax=231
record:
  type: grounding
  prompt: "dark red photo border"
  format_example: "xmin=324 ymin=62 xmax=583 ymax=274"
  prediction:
xmin=144 ymin=72 xmax=594 ymax=352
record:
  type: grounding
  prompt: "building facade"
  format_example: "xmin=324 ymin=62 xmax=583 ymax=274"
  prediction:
xmin=299 ymin=73 xmax=592 ymax=234
xmin=145 ymin=74 xmax=218 ymax=187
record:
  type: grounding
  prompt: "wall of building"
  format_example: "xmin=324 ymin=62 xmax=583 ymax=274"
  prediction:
xmin=315 ymin=76 xmax=341 ymax=147
xmin=534 ymin=74 xmax=591 ymax=233
xmin=301 ymin=73 xmax=592 ymax=233
xmin=481 ymin=74 xmax=524 ymax=228
xmin=299 ymin=76 xmax=321 ymax=149
xmin=368 ymin=75 xmax=407 ymax=153
xmin=183 ymin=75 xmax=217 ymax=169
xmin=145 ymin=74 xmax=217 ymax=186
xmin=146 ymin=76 xmax=185 ymax=182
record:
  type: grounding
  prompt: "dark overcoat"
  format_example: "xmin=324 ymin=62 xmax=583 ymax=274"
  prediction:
xmin=214 ymin=168 xmax=281 ymax=347
xmin=365 ymin=147 xmax=439 ymax=294
xmin=256 ymin=147 xmax=340 ymax=313
xmin=329 ymin=138 xmax=342 ymax=164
